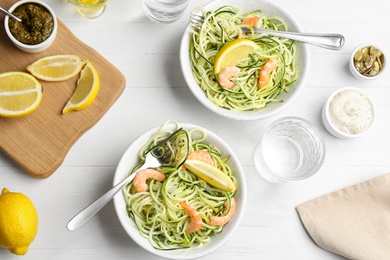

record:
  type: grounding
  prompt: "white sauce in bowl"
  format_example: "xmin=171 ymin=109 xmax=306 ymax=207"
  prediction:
xmin=329 ymin=89 xmax=373 ymax=134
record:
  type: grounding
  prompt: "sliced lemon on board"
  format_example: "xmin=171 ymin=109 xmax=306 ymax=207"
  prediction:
xmin=27 ymin=55 xmax=89 ymax=81
xmin=62 ymin=62 xmax=99 ymax=114
xmin=214 ymin=38 xmax=259 ymax=74
xmin=0 ymin=72 xmax=43 ymax=118
xmin=184 ymin=159 xmax=236 ymax=193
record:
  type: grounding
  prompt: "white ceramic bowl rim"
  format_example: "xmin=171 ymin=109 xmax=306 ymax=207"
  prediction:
xmin=180 ymin=0 xmax=310 ymax=120
xmin=112 ymin=123 xmax=247 ymax=259
xmin=4 ymin=0 xmax=57 ymax=49
xmin=324 ymin=87 xmax=375 ymax=138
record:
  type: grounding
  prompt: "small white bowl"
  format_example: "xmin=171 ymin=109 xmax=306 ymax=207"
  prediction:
xmin=322 ymin=87 xmax=375 ymax=139
xmin=349 ymin=44 xmax=385 ymax=80
xmin=180 ymin=0 xmax=310 ymax=121
xmin=113 ymin=123 xmax=246 ymax=259
xmin=4 ymin=0 xmax=57 ymax=53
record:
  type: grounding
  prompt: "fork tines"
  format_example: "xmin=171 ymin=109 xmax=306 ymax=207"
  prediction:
xmin=190 ymin=10 xmax=204 ymax=31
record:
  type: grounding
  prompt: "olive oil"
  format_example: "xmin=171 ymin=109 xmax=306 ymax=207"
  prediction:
xmin=65 ymin=0 xmax=109 ymax=19
xmin=78 ymin=0 xmax=100 ymax=4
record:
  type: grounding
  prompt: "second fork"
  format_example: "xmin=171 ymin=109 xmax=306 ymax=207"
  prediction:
xmin=66 ymin=128 xmax=185 ymax=231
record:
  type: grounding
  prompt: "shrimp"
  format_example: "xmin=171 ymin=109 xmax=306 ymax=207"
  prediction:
xmin=218 ymin=65 xmax=241 ymax=90
xmin=210 ymin=198 xmax=236 ymax=226
xmin=187 ymin=150 xmax=215 ymax=166
xmin=183 ymin=150 xmax=214 ymax=170
xmin=133 ymin=169 xmax=165 ymax=192
xmin=180 ymin=202 xmax=202 ymax=233
xmin=258 ymin=58 xmax=279 ymax=89
xmin=241 ymin=16 xmax=261 ymax=28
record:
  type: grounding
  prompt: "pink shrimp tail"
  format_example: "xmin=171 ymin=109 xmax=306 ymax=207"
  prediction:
xmin=133 ymin=169 xmax=165 ymax=192
xmin=210 ymin=198 xmax=236 ymax=226
xmin=218 ymin=65 xmax=241 ymax=89
xmin=241 ymin=16 xmax=261 ymax=28
xmin=180 ymin=202 xmax=203 ymax=233
xmin=183 ymin=150 xmax=215 ymax=170
xmin=258 ymin=58 xmax=279 ymax=89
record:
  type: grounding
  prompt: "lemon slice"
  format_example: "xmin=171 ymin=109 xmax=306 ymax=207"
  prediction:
xmin=27 ymin=55 xmax=89 ymax=81
xmin=0 ymin=72 xmax=43 ymax=118
xmin=184 ymin=159 xmax=236 ymax=192
xmin=62 ymin=62 xmax=99 ymax=114
xmin=214 ymin=38 xmax=259 ymax=74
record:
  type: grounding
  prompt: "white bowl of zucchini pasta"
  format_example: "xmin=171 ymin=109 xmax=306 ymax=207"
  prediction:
xmin=180 ymin=0 xmax=310 ymax=120
xmin=113 ymin=121 xmax=246 ymax=259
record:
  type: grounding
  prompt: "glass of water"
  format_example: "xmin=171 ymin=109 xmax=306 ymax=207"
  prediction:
xmin=141 ymin=0 xmax=189 ymax=24
xmin=63 ymin=0 xmax=109 ymax=19
xmin=254 ymin=117 xmax=326 ymax=183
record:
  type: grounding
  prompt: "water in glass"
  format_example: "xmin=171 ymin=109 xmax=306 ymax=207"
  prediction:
xmin=141 ymin=0 xmax=189 ymax=23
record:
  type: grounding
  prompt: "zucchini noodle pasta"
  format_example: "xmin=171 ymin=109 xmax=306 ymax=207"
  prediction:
xmin=189 ymin=5 xmax=298 ymax=111
xmin=123 ymin=121 xmax=237 ymax=250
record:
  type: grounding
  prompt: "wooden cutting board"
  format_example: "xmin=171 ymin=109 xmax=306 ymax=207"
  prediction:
xmin=0 ymin=0 xmax=126 ymax=178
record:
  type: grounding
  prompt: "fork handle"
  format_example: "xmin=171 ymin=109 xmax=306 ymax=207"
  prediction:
xmin=66 ymin=128 xmax=183 ymax=231
xmin=0 ymin=7 xmax=22 ymax=22
xmin=254 ymin=28 xmax=345 ymax=50
xmin=66 ymin=171 xmax=138 ymax=231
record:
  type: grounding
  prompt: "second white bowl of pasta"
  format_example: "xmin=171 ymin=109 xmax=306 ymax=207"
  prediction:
xmin=113 ymin=121 xmax=246 ymax=259
xmin=180 ymin=0 xmax=310 ymax=120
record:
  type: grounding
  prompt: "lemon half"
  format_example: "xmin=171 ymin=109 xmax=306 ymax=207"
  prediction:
xmin=214 ymin=38 xmax=259 ymax=74
xmin=0 ymin=72 xmax=43 ymax=118
xmin=27 ymin=55 xmax=89 ymax=81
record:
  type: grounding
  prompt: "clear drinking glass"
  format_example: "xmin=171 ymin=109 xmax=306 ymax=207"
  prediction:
xmin=254 ymin=117 xmax=326 ymax=183
xmin=141 ymin=0 xmax=189 ymax=24
xmin=64 ymin=0 xmax=109 ymax=19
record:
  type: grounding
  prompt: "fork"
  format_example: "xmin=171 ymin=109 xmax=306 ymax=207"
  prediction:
xmin=190 ymin=10 xmax=345 ymax=51
xmin=66 ymin=128 xmax=184 ymax=231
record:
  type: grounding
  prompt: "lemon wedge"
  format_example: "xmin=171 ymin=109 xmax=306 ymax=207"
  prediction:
xmin=27 ymin=55 xmax=89 ymax=81
xmin=62 ymin=62 xmax=99 ymax=114
xmin=184 ymin=159 xmax=236 ymax=193
xmin=214 ymin=38 xmax=259 ymax=74
xmin=0 ymin=72 xmax=43 ymax=118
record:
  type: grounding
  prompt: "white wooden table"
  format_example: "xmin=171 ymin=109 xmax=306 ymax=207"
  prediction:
xmin=2 ymin=0 xmax=390 ymax=259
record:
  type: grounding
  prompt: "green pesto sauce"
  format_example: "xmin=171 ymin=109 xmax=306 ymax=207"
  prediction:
xmin=9 ymin=3 xmax=54 ymax=45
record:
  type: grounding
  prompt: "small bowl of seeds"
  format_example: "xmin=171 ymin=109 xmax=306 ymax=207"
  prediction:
xmin=349 ymin=44 xmax=385 ymax=80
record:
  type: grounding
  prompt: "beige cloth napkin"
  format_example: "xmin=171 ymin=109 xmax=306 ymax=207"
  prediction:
xmin=296 ymin=173 xmax=390 ymax=260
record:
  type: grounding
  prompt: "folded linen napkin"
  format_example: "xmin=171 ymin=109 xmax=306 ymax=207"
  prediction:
xmin=296 ymin=173 xmax=390 ymax=260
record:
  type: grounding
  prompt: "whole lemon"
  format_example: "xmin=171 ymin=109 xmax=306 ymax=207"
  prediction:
xmin=0 ymin=188 xmax=38 ymax=255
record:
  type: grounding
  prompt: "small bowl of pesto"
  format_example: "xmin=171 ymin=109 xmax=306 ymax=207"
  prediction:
xmin=322 ymin=87 xmax=375 ymax=139
xmin=349 ymin=44 xmax=385 ymax=80
xmin=4 ymin=0 xmax=57 ymax=53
